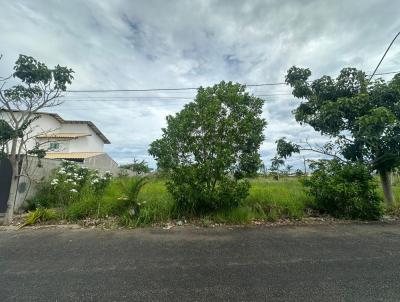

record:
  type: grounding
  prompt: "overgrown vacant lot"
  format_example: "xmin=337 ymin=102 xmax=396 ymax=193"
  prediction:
xmin=25 ymin=161 xmax=400 ymax=228
xmin=130 ymin=176 xmax=400 ymax=225
xmin=132 ymin=177 xmax=312 ymax=225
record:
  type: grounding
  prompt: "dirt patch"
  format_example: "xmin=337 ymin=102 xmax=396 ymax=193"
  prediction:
xmin=2 ymin=213 xmax=399 ymax=232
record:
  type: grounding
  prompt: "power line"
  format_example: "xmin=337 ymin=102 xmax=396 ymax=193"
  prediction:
xmin=60 ymin=93 xmax=293 ymax=102
xmin=368 ymin=31 xmax=400 ymax=82
xmin=63 ymin=70 xmax=400 ymax=93
xmin=65 ymin=82 xmax=287 ymax=93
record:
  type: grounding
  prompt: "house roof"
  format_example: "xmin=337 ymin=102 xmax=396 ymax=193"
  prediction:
xmin=45 ymin=152 xmax=103 ymax=159
xmin=36 ymin=132 xmax=92 ymax=139
xmin=1 ymin=109 xmax=111 ymax=144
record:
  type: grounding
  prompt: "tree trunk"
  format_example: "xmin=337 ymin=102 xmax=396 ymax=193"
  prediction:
xmin=5 ymin=139 xmax=20 ymax=222
xmin=379 ymin=170 xmax=394 ymax=206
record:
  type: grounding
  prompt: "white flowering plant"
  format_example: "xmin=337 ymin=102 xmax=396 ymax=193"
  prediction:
xmin=45 ymin=161 xmax=113 ymax=206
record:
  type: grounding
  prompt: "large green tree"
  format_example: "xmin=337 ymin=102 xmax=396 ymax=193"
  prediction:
xmin=149 ymin=81 xmax=266 ymax=214
xmin=279 ymin=66 xmax=400 ymax=205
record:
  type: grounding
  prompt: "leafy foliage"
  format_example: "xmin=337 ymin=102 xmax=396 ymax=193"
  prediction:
xmin=303 ymin=160 xmax=383 ymax=220
xmin=149 ymin=81 xmax=266 ymax=215
xmin=283 ymin=66 xmax=400 ymax=204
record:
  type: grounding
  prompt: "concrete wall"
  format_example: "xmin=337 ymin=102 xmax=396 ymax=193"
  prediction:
xmin=13 ymin=156 xmax=121 ymax=212
xmin=83 ymin=153 xmax=119 ymax=174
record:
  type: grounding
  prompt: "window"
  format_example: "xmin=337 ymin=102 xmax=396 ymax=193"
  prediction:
xmin=49 ymin=142 xmax=60 ymax=151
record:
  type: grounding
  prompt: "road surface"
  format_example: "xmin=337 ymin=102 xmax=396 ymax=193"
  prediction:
xmin=1 ymin=223 xmax=400 ymax=301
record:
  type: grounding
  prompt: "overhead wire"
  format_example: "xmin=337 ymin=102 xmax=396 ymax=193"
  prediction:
xmin=63 ymin=70 xmax=400 ymax=94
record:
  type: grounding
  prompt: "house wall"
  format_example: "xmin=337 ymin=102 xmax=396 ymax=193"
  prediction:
xmin=0 ymin=111 xmax=105 ymax=153
xmin=61 ymin=124 xmax=104 ymax=152
xmin=1 ymin=111 xmax=62 ymax=151
xmin=37 ymin=138 xmax=70 ymax=152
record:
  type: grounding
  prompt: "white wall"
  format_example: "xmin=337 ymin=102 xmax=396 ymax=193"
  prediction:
xmin=1 ymin=111 xmax=104 ymax=153
xmin=61 ymin=123 xmax=104 ymax=152
xmin=1 ymin=111 xmax=62 ymax=152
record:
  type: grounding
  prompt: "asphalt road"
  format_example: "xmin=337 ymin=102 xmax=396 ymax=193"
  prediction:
xmin=1 ymin=223 xmax=400 ymax=302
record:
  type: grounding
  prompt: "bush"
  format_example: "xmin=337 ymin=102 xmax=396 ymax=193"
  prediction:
xmin=26 ymin=161 xmax=113 ymax=210
xmin=167 ymin=171 xmax=250 ymax=216
xmin=303 ymin=160 xmax=383 ymax=220
xmin=64 ymin=176 xmax=149 ymax=225
xmin=25 ymin=182 xmax=54 ymax=210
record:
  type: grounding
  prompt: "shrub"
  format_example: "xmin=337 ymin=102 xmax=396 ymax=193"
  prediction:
xmin=25 ymin=182 xmax=54 ymax=210
xmin=149 ymin=81 xmax=266 ymax=216
xmin=27 ymin=161 xmax=113 ymax=209
xmin=303 ymin=160 xmax=383 ymax=220
xmin=167 ymin=172 xmax=250 ymax=216
xmin=21 ymin=208 xmax=60 ymax=227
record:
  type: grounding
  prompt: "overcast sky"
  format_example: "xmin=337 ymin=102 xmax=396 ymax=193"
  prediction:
xmin=1 ymin=0 xmax=400 ymax=169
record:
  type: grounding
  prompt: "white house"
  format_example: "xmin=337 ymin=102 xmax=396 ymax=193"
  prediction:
xmin=0 ymin=109 xmax=120 ymax=215
xmin=0 ymin=109 xmax=117 ymax=170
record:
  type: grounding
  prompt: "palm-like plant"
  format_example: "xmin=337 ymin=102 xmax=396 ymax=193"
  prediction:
xmin=121 ymin=177 xmax=148 ymax=215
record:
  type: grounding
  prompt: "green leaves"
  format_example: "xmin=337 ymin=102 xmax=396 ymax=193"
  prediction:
xmin=0 ymin=119 xmax=14 ymax=144
xmin=285 ymin=65 xmax=400 ymax=205
xmin=286 ymin=65 xmax=400 ymax=171
xmin=9 ymin=55 xmax=74 ymax=98
xmin=276 ymin=138 xmax=300 ymax=159
xmin=13 ymin=55 xmax=52 ymax=85
xmin=303 ymin=160 xmax=383 ymax=220
xmin=149 ymin=81 xmax=266 ymax=214
xmin=355 ymin=107 xmax=396 ymax=139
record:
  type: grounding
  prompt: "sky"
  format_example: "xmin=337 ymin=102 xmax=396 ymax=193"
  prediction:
xmin=0 ymin=0 xmax=400 ymax=169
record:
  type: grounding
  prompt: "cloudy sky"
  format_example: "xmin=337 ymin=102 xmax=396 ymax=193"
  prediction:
xmin=1 ymin=0 xmax=399 ymax=169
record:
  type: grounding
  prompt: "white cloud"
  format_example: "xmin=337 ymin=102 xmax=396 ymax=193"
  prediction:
xmin=1 ymin=0 xmax=399 ymax=168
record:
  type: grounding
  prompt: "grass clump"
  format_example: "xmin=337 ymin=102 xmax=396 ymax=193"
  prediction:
xmin=21 ymin=208 xmax=60 ymax=228
xmin=245 ymin=178 xmax=311 ymax=221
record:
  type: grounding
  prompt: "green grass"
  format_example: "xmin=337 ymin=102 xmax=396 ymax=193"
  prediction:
xmin=131 ymin=177 xmax=312 ymax=225
xmin=246 ymin=178 xmax=312 ymax=220
xmin=28 ymin=175 xmax=400 ymax=227
xmin=68 ymin=176 xmax=311 ymax=225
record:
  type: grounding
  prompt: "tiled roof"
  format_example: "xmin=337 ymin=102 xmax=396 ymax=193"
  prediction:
xmin=37 ymin=132 xmax=91 ymax=139
xmin=1 ymin=109 xmax=110 ymax=144
xmin=45 ymin=152 xmax=103 ymax=159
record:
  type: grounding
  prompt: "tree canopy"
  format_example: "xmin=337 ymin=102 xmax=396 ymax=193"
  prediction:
xmin=279 ymin=66 xmax=400 ymax=205
xmin=149 ymin=81 xmax=266 ymax=214
xmin=0 ymin=54 xmax=74 ymax=169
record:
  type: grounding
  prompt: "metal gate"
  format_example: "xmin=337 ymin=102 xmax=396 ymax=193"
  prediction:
xmin=0 ymin=158 xmax=13 ymax=213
